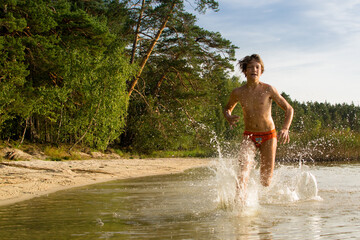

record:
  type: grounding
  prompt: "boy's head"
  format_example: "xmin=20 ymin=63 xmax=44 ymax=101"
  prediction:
xmin=238 ymin=54 xmax=264 ymax=75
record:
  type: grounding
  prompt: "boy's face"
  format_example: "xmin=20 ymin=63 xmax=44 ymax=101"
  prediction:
xmin=245 ymin=60 xmax=262 ymax=80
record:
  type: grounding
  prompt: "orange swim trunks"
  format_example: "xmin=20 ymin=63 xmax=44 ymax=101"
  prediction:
xmin=243 ymin=129 xmax=277 ymax=148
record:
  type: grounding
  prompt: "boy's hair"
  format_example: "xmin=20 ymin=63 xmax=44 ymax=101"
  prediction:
xmin=238 ymin=54 xmax=265 ymax=75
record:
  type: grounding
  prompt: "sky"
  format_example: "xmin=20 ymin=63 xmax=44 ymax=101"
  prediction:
xmin=186 ymin=0 xmax=360 ymax=105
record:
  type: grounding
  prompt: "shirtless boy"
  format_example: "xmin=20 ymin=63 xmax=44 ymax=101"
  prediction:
xmin=224 ymin=54 xmax=294 ymax=196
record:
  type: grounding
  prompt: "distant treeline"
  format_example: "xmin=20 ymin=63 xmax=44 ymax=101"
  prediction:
xmin=272 ymin=95 xmax=360 ymax=161
xmin=274 ymin=95 xmax=360 ymax=133
xmin=1 ymin=1 xmax=359 ymax=159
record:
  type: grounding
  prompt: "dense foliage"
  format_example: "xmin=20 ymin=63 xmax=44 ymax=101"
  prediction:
xmin=1 ymin=0 xmax=359 ymax=160
xmin=1 ymin=0 xmax=136 ymax=150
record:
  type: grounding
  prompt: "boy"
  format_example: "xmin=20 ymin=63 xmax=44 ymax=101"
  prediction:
xmin=223 ymin=54 xmax=294 ymax=197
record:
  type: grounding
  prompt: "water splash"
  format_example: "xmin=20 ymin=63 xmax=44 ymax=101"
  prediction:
xmin=96 ymin=218 xmax=104 ymax=227
xmin=207 ymin=130 xmax=321 ymax=212
xmin=260 ymin=166 xmax=322 ymax=204
xmin=192 ymin=121 xmax=322 ymax=212
xmin=278 ymin=132 xmax=347 ymax=165
xmin=208 ymin=133 xmax=259 ymax=212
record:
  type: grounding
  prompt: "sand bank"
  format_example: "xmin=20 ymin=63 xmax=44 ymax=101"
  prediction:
xmin=0 ymin=158 xmax=212 ymax=207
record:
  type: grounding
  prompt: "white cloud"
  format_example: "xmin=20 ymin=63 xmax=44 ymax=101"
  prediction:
xmin=303 ymin=0 xmax=360 ymax=34
xmin=263 ymin=47 xmax=360 ymax=104
xmin=189 ymin=0 xmax=360 ymax=104
xmin=217 ymin=0 xmax=282 ymax=8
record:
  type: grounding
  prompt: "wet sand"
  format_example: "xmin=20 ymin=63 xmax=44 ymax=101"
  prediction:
xmin=0 ymin=158 xmax=212 ymax=207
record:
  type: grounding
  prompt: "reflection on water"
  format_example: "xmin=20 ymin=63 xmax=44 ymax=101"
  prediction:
xmin=0 ymin=162 xmax=360 ymax=239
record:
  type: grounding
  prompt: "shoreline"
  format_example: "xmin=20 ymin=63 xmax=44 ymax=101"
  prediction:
xmin=0 ymin=158 xmax=213 ymax=207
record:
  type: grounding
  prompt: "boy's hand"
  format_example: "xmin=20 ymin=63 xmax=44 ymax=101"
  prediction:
xmin=226 ymin=115 xmax=240 ymax=129
xmin=278 ymin=129 xmax=290 ymax=144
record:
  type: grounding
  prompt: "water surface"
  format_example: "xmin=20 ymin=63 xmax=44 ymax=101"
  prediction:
xmin=0 ymin=162 xmax=359 ymax=239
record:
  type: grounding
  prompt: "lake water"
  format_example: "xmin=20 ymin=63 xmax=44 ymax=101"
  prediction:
xmin=0 ymin=160 xmax=359 ymax=240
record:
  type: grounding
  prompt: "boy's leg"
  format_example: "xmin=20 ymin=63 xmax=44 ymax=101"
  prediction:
xmin=259 ymin=138 xmax=277 ymax=187
xmin=237 ymin=139 xmax=256 ymax=199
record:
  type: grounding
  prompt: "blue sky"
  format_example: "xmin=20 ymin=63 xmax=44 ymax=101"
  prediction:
xmin=187 ymin=0 xmax=360 ymax=105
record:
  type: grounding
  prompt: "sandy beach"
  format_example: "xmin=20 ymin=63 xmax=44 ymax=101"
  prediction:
xmin=0 ymin=158 xmax=212 ymax=207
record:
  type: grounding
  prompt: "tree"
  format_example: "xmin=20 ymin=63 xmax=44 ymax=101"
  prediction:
xmin=0 ymin=0 xmax=136 ymax=150
xmin=126 ymin=0 xmax=219 ymax=97
xmin=121 ymin=1 xmax=238 ymax=153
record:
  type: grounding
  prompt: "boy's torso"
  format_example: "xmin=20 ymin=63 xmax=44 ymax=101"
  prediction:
xmin=237 ymin=82 xmax=275 ymax=132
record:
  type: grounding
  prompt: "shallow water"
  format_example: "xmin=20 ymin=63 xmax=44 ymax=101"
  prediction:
xmin=0 ymin=162 xmax=359 ymax=240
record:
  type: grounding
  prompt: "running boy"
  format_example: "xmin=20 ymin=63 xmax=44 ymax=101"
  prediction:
xmin=224 ymin=54 xmax=294 ymax=194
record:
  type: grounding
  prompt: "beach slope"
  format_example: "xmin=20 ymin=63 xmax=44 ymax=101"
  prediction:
xmin=0 ymin=158 xmax=212 ymax=207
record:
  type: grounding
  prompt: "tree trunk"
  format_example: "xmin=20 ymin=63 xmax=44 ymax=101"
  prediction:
xmin=130 ymin=0 xmax=145 ymax=64
xmin=128 ymin=2 xmax=176 ymax=97
xmin=154 ymin=73 xmax=167 ymax=96
xmin=56 ymin=105 xmax=63 ymax=143
xmin=30 ymin=116 xmax=40 ymax=142
xmin=20 ymin=117 xmax=29 ymax=145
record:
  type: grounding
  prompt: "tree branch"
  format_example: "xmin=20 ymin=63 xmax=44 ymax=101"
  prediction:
xmin=128 ymin=2 xmax=177 ymax=97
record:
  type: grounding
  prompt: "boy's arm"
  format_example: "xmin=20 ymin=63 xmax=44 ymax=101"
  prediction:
xmin=223 ymin=89 xmax=241 ymax=128
xmin=270 ymin=86 xmax=294 ymax=144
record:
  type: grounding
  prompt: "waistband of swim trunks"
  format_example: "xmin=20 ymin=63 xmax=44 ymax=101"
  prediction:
xmin=243 ymin=129 xmax=276 ymax=136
